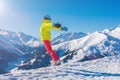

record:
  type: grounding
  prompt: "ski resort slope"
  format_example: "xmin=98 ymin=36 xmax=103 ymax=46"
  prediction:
xmin=0 ymin=55 xmax=120 ymax=80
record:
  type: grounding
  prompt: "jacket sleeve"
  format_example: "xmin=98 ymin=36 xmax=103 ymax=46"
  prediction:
xmin=52 ymin=26 xmax=62 ymax=30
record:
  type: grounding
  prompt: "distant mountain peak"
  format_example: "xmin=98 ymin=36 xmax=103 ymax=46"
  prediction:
xmin=52 ymin=32 xmax=87 ymax=45
xmin=0 ymin=29 xmax=41 ymax=47
xmin=103 ymin=25 xmax=120 ymax=39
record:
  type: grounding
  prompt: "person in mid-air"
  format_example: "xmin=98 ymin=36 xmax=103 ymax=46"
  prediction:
xmin=40 ymin=15 xmax=68 ymax=65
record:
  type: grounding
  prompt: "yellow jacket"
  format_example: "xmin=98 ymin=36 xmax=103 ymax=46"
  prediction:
xmin=40 ymin=19 xmax=61 ymax=41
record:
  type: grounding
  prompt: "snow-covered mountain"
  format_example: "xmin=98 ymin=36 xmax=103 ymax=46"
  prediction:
xmin=16 ymin=32 xmax=87 ymax=70
xmin=0 ymin=29 xmax=88 ymax=73
xmin=1 ymin=25 xmax=120 ymax=78
xmin=16 ymin=32 xmax=88 ymax=70
xmin=16 ymin=25 xmax=120 ymax=71
xmin=0 ymin=29 xmax=43 ymax=73
xmin=52 ymin=32 xmax=87 ymax=45
xmin=53 ymin=26 xmax=120 ymax=63
xmin=0 ymin=29 xmax=41 ymax=47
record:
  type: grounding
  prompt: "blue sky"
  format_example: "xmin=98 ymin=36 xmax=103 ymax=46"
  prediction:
xmin=0 ymin=0 xmax=120 ymax=38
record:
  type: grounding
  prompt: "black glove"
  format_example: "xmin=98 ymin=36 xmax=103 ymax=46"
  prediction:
xmin=53 ymin=23 xmax=61 ymax=28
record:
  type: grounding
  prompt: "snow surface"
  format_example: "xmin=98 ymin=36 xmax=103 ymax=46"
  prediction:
xmin=0 ymin=55 xmax=120 ymax=80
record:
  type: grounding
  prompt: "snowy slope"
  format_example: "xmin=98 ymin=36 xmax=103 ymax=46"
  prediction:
xmin=0 ymin=54 xmax=120 ymax=80
xmin=0 ymin=35 xmax=25 ymax=55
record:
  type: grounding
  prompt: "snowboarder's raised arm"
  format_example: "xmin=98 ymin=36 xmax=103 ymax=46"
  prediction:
xmin=52 ymin=23 xmax=68 ymax=31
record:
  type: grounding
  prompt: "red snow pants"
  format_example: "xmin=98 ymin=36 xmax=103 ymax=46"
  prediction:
xmin=43 ymin=40 xmax=59 ymax=62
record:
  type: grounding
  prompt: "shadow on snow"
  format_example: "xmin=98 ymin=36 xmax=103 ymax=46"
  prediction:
xmin=64 ymin=68 xmax=120 ymax=77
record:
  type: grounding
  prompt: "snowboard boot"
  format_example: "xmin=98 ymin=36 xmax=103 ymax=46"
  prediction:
xmin=51 ymin=60 xmax=61 ymax=66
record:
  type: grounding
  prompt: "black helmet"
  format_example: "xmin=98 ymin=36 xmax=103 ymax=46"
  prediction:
xmin=44 ymin=15 xmax=51 ymax=20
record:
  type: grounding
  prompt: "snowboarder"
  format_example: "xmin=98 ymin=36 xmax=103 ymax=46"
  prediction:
xmin=40 ymin=15 xmax=68 ymax=66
